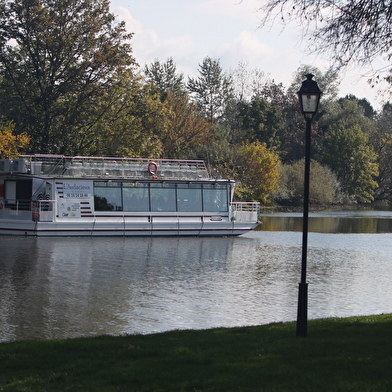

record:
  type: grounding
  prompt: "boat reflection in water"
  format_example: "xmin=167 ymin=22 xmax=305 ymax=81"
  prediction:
xmin=2 ymin=209 xmax=392 ymax=342
xmin=2 ymin=236 xmax=270 ymax=341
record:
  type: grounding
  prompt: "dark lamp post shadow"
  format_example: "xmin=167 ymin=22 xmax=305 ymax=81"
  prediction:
xmin=296 ymin=74 xmax=322 ymax=337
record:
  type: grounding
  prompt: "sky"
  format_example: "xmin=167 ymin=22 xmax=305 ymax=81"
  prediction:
xmin=110 ymin=0 xmax=388 ymax=110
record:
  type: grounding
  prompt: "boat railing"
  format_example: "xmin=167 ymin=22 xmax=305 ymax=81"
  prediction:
xmin=230 ymin=202 xmax=260 ymax=223
xmin=0 ymin=199 xmax=56 ymax=222
xmin=9 ymin=155 xmax=211 ymax=180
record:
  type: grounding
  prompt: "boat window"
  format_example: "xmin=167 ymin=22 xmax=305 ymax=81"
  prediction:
xmin=177 ymin=183 xmax=202 ymax=212
xmin=92 ymin=181 xmax=229 ymax=213
xmin=202 ymin=183 xmax=228 ymax=212
xmin=150 ymin=183 xmax=176 ymax=212
xmin=94 ymin=182 xmax=122 ymax=211
xmin=122 ymin=182 xmax=149 ymax=212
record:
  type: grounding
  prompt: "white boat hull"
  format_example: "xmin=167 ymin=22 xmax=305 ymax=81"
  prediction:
xmin=0 ymin=217 xmax=258 ymax=236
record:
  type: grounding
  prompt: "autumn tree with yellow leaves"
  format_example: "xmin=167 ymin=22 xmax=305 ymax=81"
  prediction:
xmin=0 ymin=122 xmax=30 ymax=158
xmin=235 ymin=141 xmax=281 ymax=203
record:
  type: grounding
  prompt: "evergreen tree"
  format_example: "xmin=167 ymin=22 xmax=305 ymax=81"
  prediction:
xmin=187 ymin=57 xmax=233 ymax=122
xmin=144 ymin=57 xmax=185 ymax=97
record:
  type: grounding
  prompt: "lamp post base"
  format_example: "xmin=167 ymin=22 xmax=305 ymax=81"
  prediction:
xmin=296 ymin=282 xmax=308 ymax=336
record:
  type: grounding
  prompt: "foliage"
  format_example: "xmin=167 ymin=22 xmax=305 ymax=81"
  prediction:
xmin=0 ymin=121 xmax=30 ymax=158
xmin=372 ymin=103 xmax=392 ymax=202
xmin=290 ymin=65 xmax=340 ymax=102
xmin=0 ymin=0 xmax=136 ymax=154
xmin=274 ymin=159 xmax=343 ymax=205
xmin=161 ymin=92 xmax=212 ymax=158
xmin=237 ymin=96 xmax=285 ymax=148
xmin=229 ymin=60 xmax=268 ymax=101
xmin=339 ymin=95 xmax=376 ymax=118
xmin=82 ymin=76 xmax=167 ymax=158
xmin=319 ymin=126 xmax=379 ymax=203
xmin=259 ymin=0 xmax=392 ymax=72
xmin=318 ymin=98 xmax=376 ymax=136
xmin=196 ymin=123 xmax=237 ymax=179
xmin=0 ymin=10 xmax=388 ymax=208
xmin=144 ymin=57 xmax=185 ymax=97
xmin=187 ymin=56 xmax=234 ymax=122
xmin=235 ymin=141 xmax=281 ymax=203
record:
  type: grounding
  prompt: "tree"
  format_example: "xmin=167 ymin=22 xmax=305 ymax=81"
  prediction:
xmin=235 ymin=141 xmax=281 ymax=203
xmin=230 ymin=61 xmax=268 ymax=102
xmin=317 ymin=98 xmax=376 ymax=139
xmin=259 ymin=0 xmax=392 ymax=71
xmin=237 ymin=96 xmax=284 ymax=148
xmin=257 ymin=79 xmax=292 ymax=107
xmin=338 ymin=95 xmax=376 ymax=119
xmin=160 ymin=91 xmax=212 ymax=158
xmin=372 ymin=102 xmax=392 ymax=202
xmin=144 ymin=57 xmax=185 ymax=97
xmin=0 ymin=121 xmax=30 ymax=158
xmin=274 ymin=159 xmax=342 ymax=205
xmin=252 ymin=68 xmax=318 ymax=164
xmin=0 ymin=0 xmax=136 ymax=154
xmin=318 ymin=126 xmax=379 ymax=203
xmin=187 ymin=57 xmax=234 ymax=122
xmin=290 ymin=65 xmax=340 ymax=102
xmin=78 ymin=75 xmax=167 ymax=158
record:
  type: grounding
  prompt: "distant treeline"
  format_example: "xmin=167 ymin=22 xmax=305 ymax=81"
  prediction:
xmin=0 ymin=0 xmax=390 ymax=205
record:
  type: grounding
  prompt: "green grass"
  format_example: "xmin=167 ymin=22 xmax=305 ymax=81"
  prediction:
xmin=1 ymin=314 xmax=392 ymax=391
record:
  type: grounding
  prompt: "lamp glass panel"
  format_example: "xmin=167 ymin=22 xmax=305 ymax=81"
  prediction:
xmin=300 ymin=94 xmax=319 ymax=113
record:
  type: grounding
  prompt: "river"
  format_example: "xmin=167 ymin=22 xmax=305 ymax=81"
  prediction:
xmin=1 ymin=209 xmax=392 ymax=342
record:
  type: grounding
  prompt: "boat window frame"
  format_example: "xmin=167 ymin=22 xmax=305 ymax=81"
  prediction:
xmin=93 ymin=181 xmax=123 ymax=211
xmin=93 ymin=180 xmax=230 ymax=213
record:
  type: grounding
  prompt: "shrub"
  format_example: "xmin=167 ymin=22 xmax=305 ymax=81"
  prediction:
xmin=273 ymin=159 xmax=344 ymax=205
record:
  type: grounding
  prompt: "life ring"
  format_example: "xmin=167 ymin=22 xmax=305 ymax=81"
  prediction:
xmin=147 ymin=161 xmax=158 ymax=176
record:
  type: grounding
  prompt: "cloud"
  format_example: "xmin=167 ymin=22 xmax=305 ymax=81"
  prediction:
xmin=112 ymin=3 xmax=382 ymax=107
xmin=114 ymin=6 xmax=143 ymax=35
xmin=187 ymin=0 xmax=261 ymax=24
xmin=114 ymin=6 xmax=198 ymax=73
xmin=215 ymin=30 xmax=274 ymax=65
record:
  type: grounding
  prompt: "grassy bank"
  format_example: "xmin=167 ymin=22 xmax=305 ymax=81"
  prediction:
xmin=1 ymin=314 xmax=392 ymax=391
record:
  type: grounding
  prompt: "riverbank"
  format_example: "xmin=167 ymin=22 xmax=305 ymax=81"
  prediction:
xmin=1 ymin=314 xmax=391 ymax=391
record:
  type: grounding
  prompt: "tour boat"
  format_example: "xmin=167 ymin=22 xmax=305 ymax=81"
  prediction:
xmin=0 ymin=155 xmax=259 ymax=236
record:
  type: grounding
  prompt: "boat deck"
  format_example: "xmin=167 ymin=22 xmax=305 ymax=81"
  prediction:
xmin=1 ymin=155 xmax=211 ymax=180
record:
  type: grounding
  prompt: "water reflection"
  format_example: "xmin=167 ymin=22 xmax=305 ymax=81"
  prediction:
xmin=260 ymin=209 xmax=392 ymax=233
xmin=0 ymin=235 xmax=300 ymax=341
xmin=1 ymin=210 xmax=392 ymax=342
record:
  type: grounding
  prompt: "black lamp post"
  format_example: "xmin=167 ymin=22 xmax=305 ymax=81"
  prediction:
xmin=296 ymin=74 xmax=322 ymax=337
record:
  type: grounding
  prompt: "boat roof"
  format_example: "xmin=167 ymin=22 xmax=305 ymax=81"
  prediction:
xmin=0 ymin=155 xmax=215 ymax=181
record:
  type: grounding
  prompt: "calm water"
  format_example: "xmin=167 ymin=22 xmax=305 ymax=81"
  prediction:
xmin=1 ymin=209 xmax=392 ymax=342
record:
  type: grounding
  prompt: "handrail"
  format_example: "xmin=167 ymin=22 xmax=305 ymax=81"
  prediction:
xmin=6 ymin=155 xmax=211 ymax=179
xmin=230 ymin=202 xmax=259 ymax=222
